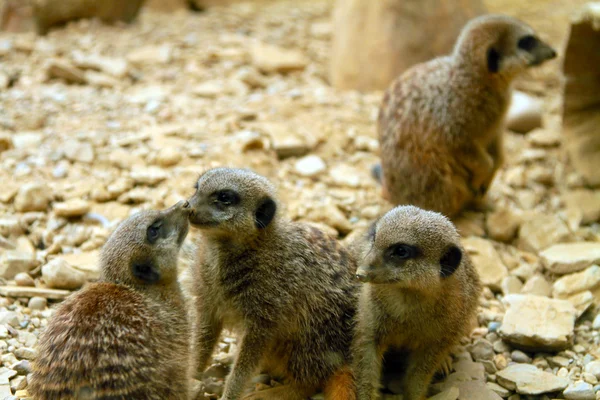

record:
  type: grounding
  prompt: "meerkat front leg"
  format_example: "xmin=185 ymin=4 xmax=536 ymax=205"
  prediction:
xmin=459 ymin=143 xmax=495 ymax=195
xmin=402 ymin=349 xmax=447 ymax=400
xmin=352 ymin=314 xmax=383 ymax=400
xmin=194 ymin=306 xmax=223 ymax=379
xmin=221 ymin=326 xmax=269 ymax=400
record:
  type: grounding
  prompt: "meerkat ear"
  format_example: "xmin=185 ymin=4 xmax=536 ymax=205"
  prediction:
xmin=132 ymin=261 xmax=160 ymax=284
xmin=487 ymin=48 xmax=501 ymax=73
xmin=440 ymin=246 xmax=462 ymax=278
xmin=255 ymin=197 xmax=276 ymax=229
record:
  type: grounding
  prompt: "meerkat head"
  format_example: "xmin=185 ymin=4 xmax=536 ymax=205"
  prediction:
xmin=454 ymin=14 xmax=556 ymax=79
xmin=100 ymin=201 xmax=190 ymax=286
xmin=356 ymin=206 xmax=464 ymax=292
xmin=186 ymin=167 xmax=278 ymax=239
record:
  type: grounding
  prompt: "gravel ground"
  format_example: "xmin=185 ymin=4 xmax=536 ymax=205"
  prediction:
xmin=0 ymin=1 xmax=599 ymax=399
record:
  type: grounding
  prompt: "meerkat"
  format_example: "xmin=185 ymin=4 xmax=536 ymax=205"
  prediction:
xmin=187 ymin=167 xmax=357 ymax=400
xmin=28 ymin=201 xmax=191 ymax=400
xmin=375 ymin=14 xmax=556 ymax=217
xmin=352 ymin=205 xmax=481 ymax=400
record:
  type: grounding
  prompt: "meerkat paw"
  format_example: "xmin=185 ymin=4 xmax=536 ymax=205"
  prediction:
xmin=436 ymin=355 xmax=454 ymax=377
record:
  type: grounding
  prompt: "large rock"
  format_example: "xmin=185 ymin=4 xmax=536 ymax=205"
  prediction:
xmin=540 ymin=242 xmax=600 ymax=274
xmin=33 ymin=0 xmax=146 ymax=35
xmin=498 ymin=294 xmax=576 ymax=351
xmin=463 ymin=237 xmax=508 ymax=291
xmin=562 ymin=3 xmax=600 ymax=186
xmin=329 ymin=0 xmax=485 ymax=91
xmin=552 ymin=265 xmax=600 ymax=298
xmin=496 ymin=364 xmax=569 ymax=395
xmin=41 ymin=258 xmax=87 ymax=290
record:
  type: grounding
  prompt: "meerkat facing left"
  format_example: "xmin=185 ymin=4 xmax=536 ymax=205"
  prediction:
xmin=29 ymin=202 xmax=191 ymax=400
xmin=352 ymin=205 xmax=481 ymax=400
xmin=376 ymin=14 xmax=556 ymax=217
xmin=187 ymin=167 xmax=357 ymax=400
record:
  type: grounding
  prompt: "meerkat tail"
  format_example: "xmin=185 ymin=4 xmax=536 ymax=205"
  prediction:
xmin=323 ymin=367 xmax=356 ymax=400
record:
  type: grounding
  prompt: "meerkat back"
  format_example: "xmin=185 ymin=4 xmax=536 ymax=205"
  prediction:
xmin=29 ymin=202 xmax=191 ymax=400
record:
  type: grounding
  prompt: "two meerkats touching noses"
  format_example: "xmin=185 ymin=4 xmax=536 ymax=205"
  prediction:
xmin=376 ymin=14 xmax=556 ymax=218
xmin=29 ymin=12 xmax=562 ymax=400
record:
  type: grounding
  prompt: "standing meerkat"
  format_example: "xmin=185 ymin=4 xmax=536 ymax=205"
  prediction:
xmin=29 ymin=201 xmax=191 ymax=400
xmin=352 ymin=205 xmax=481 ymax=400
xmin=187 ymin=167 xmax=357 ymax=400
xmin=376 ymin=14 xmax=556 ymax=217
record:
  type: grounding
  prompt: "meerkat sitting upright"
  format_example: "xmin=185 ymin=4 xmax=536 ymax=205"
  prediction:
xmin=352 ymin=205 xmax=481 ymax=400
xmin=187 ymin=167 xmax=357 ymax=400
xmin=29 ymin=202 xmax=191 ymax=400
xmin=375 ymin=14 xmax=556 ymax=217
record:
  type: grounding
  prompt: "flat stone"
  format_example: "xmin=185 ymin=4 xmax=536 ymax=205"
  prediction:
xmin=130 ymin=167 xmax=169 ymax=186
xmin=295 ymin=155 xmax=326 ymax=177
xmin=518 ymin=215 xmax=573 ymax=253
xmin=437 ymin=380 xmax=502 ymax=400
xmin=553 ymin=265 xmax=600 ymax=298
xmin=453 ymin=359 xmax=485 ymax=381
xmin=14 ymin=272 xmax=34 ymax=287
xmin=468 ymin=339 xmax=495 ymax=362
xmin=566 ymin=291 xmax=594 ymax=317
xmin=563 ymin=381 xmax=595 ymax=400
xmin=329 ymin=164 xmax=363 ymax=188
xmin=0 ymin=251 xmax=36 ymax=279
xmin=585 ymin=361 xmax=600 ymax=380
xmin=521 ymin=274 xmax=552 ymax=297
xmin=62 ymin=139 xmax=95 ymax=163
xmin=53 ymin=199 xmax=91 ymax=218
xmin=428 ymin=387 xmax=459 ymax=400
xmin=463 ymin=237 xmax=508 ymax=291
xmin=497 ymin=364 xmax=569 ymax=395
xmin=128 ymin=45 xmax=172 ymax=65
xmin=541 ymin=242 xmax=600 ymax=274
xmin=42 ymin=258 xmax=87 ymax=290
xmin=55 ymin=251 xmax=100 ymax=281
xmin=486 ymin=382 xmax=511 ymax=398
xmin=528 ymin=128 xmax=561 ymax=147
xmin=14 ymin=182 xmax=52 ymax=212
xmin=501 ymin=276 xmax=524 ymax=296
xmin=0 ymin=367 xmax=17 ymax=385
xmin=0 ymin=286 xmax=69 ymax=300
xmin=251 ymin=41 xmax=308 ymax=73
xmin=13 ymin=347 xmax=35 ymax=360
xmin=506 ymin=91 xmax=543 ymax=134
xmin=499 ymin=294 xmax=576 ymax=351
xmin=71 ymin=52 xmax=129 ymax=78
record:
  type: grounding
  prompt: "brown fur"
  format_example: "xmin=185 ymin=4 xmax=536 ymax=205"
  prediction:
xmin=29 ymin=202 xmax=191 ymax=400
xmin=352 ymin=206 xmax=481 ymax=400
xmin=187 ymin=167 xmax=357 ymax=400
xmin=377 ymin=14 xmax=556 ymax=217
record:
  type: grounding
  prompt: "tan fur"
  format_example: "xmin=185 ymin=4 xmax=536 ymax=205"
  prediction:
xmin=377 ymin=14 xmax=556 ymax=217
xmin=29 ymin=202 xmax=191 ymax=400
xmin=187 ymin=168 xmax=357 ymax=400
xmin=352 ymin=206 xmax=481 ymax=400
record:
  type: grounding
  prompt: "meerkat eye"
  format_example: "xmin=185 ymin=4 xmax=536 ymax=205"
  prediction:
xmin=147 ymin=220 xmax=163 ymax=244
xmin=386 ymin=243 xmax=420 ymax=261
xmin=213 ymin=190 xmax=240 ymax=207
xmin=518 ymin=35 xmax=538 ymax=51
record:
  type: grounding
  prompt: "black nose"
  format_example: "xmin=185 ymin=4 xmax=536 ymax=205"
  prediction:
xmin=183 ymin=201 xmax=190 ymax=208
xmin=550 ymin=49 xmax=557 ymax=59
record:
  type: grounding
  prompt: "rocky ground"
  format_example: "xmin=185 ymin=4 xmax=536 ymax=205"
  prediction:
xmin=0 ymin=1 xmax=599 ymax=399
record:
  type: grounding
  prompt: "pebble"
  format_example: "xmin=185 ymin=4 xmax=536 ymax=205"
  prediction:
xmin=63 ymin=140 xmax=95 ymax=163
xmin=250 ymin=41 xmax=308 ymax=73
xmin=468 ymin=339 xmax=495 ymax=362
xmin=499 ymin=294 xmax=576 ymax=351
xmin=540 ymin=243 xmax=600 ymax=274
xmin=585 ymin=361 xmax=600 ymax=380
xmin=563 ymin=381 xmax=596 ymax=400
xmin=46 ymin=58 xmax=87 ymax=84
xmin=41 ymin=258 xmax=87 ymax=290
xmin=506 ymin=91 xmax=543 ymax=134
xmin=486 ymin=208 xmax=522 ymax=242
xmin=497 ymin=363 xmax=569 ymax=394
xmin=463 ymin=237 xmax=508 ymax=291
xmin=501 ymin=276 xmax=524 ymax=295
xmin=521 ymin=274 xmax=552 ymax=297
xmin=130 ymin=167 xmax=169 ymax=186
xmin=13 ymin=347 xmax=35 ymax=361
xmin=14 ymin=273 xmax=35 ymax=287
xmin=0 ymin=251 xmax=37 ymax=280
xmin=128 ymin=45 xmax=172 ymax=65
xmin=27 ymin=297 xmax=47 ymax=311
xmin=13 ymin=182 xmax=52 ymax=212
xmin=553 ymin=266 xmax=600 ymax=298
xmin=53 ymin=199 xmax=91 ymax=218
xmin=294 ymin=155 xmax=326 ymax=177
xmin=563 ymin=190 xmax=600 ymax=225
xmin=511 ymin=350 xmax=532 ymax=364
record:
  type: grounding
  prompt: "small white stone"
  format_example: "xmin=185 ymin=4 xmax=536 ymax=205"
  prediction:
xmin=294 ymin=155 xmax=326 ymax=177
xmin=563 ymin=381 xmax=595 ymax=400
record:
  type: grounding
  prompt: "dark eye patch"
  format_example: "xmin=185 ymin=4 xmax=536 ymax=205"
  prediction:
xmin=518 ymin=35 xmax=538 ymax=52
xmin=146 ymin=219 xmax=163 ymax=244
xmin=384 ymin=243 xmax=420 ymax=262
xmin=132 ymin=260 xmax=160 ymax=284
xmin=212 ymin=189 xmax=240 ymax=207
